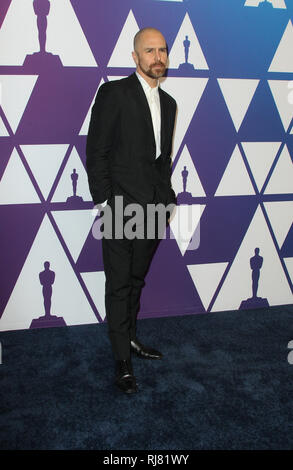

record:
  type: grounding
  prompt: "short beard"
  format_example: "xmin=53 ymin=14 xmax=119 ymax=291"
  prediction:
xmin=138 ymin=59 xmax=166 ymax=79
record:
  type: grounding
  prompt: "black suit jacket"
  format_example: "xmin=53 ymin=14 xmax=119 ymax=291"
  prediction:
xmin=86 ymin=73 xmax=177 ymax=209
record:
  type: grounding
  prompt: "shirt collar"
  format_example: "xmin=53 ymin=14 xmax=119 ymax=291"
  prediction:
xmin=136 ymin=72 xmax=159 ymax=94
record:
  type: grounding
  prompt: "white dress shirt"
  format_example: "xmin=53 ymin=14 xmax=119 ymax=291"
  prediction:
xmin=136 ymin=72 xmax=161 ymax=159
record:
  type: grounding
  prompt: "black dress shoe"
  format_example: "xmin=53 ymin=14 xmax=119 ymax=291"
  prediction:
xmin=115 ymin=359 xmax=138 ymax=394
xmin=130 ymin=338 xmax=163 ymax=360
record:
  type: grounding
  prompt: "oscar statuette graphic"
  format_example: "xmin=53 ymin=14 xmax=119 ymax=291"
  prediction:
xmin=176 ymin=165 xmax=194 ymax=204
xmin=66 ymin=169 xmax=84 ymax=207
xmin=178 ymin=35 xmax=195 ymax=72
xmin=23 ymin=0 xmax=62 ymax=69
xmin=258 ymin=0 xmax=274 ymax=9
xmin=239 ymin=248 xmax=269 ymax=310
xmin=30 ymin=261 xmax=66 ymax=328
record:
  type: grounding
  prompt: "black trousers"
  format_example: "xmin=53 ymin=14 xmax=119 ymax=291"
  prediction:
xmin=102 ymin=229 xmax=160 ymax=360
xmin=100 ymin=183 xmax=174 ymax=361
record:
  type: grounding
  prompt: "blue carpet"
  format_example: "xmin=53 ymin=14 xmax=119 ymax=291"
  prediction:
xmin=0 ymin=305 xmax=293 ymax=450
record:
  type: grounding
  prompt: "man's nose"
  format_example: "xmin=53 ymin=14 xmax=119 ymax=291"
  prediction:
xmin=154 ymin=49 xmax=161 ymax=62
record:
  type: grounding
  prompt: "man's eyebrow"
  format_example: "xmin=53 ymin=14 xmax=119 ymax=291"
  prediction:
xmin=143 ymin=46 xmax=167 ymax=50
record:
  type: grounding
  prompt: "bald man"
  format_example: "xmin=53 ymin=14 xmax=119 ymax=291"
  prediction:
xmin=86 ymin=28 xmax=177 ymax=394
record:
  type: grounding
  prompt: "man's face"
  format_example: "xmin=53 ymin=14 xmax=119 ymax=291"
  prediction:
xmin=132 ymin=30 xmax=168 ymax=80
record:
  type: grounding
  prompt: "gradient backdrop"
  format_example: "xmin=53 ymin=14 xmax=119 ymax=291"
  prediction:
xmin=0 ymin=0 xmax=292 ymax=332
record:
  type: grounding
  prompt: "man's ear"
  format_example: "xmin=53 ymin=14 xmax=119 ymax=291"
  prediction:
xmin=132 ymin=51 xmax=138 ymax=66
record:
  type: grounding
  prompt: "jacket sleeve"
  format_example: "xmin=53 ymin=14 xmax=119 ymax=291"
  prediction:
xmin=86 ymin=82 xmax=120 ymax=205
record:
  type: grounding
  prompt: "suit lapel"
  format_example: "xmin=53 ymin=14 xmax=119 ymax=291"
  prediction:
xmin=127 ymin=73 xmax=169 ymax=158
xmin=128 ymin=73 xmax=155 ymax=143
xmin=159 ymin=87 xmax=167 ymax=154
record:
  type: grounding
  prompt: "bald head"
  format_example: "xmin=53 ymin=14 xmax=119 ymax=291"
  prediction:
xmin=133 ymin=27 xmax=166 ymax=53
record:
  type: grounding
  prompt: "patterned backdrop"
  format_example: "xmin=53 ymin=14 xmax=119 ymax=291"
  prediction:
xmin=0 ymin=0 xmax=292 ymax=332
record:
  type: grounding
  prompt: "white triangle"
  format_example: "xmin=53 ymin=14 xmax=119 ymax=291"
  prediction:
xmin=211 ymin=205 xmax=293 ymax=312
xmin=170 ymin=204 xmax=205 ymax=255
xmin=172 ymin=145 xmax=206 ymax=197
xmin=268 ymin=80 xmax=293 ymax=132
xmin=283 ymin=257 xmax=293 ymax=284
xmin=0 ymin=116 xmax=9 ymax=136
xmin=269 ymin=20 xmax=293 ymax=73
xmin=168 ymin=12 xmax=209 ymax=70
xmin=215 ymin=145 xmax=255 ymax=196
xmin=79 ymin=79 xmax=105 ymax=135
xmin=20 ymin=144 xmax=69 ymax=199
xmin=264 ymin=201 xmax=293 ymax=248
xmin=160 ymin=77 xmax=208 ymax=157
xmin=52 ymin=210 xmax=95 ymax=263
xmin=241 ymin=141 xmax=281 ymax=192
xmin=107 ymin=10 xmax=139 ymax=67
xmin=187 ymin=262 xmax=228 ymax=311
xmin=0 ymin=0 xmax=97 ymax=67
xmin=218 ymin=79 xmax=259 ymax=132
xmin=0 ymin=148 xmax=40 ymax=205
xmin=0 ymin=215 xmax=98 ymax=331
xmin=0 ymin=75 xmax=38 ymax=133
xmin=46 ymin=0 xmax=97 ymax=67
xmin=51 ymin=147 xmax=92 ymax=203
xmin=264 ymin=145 xmax=293 ymax=194
xmin=0 ymin=0 xmax=38 ymax=65
xmin=81 ymin=272 xmax=106 ymax=321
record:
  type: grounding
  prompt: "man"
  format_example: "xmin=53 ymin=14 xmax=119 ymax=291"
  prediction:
xmin=86 ymin=28 xmax=177 ymax=394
